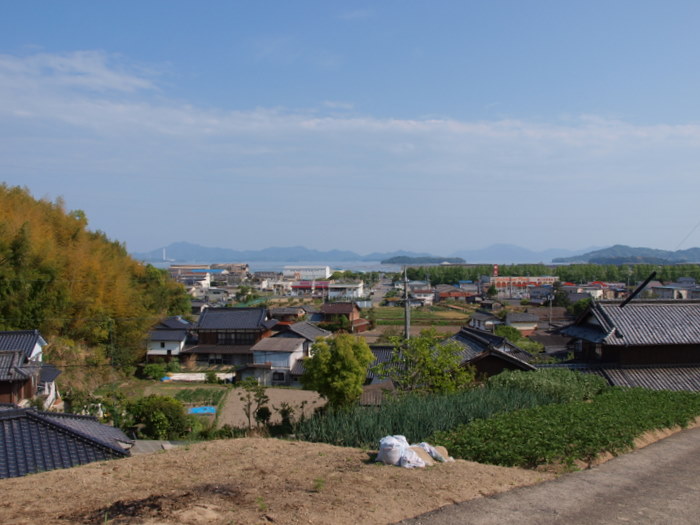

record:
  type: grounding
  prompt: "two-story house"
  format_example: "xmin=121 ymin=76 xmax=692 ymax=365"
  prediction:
xmin=182 ymin=308 xmax=278 ymax=367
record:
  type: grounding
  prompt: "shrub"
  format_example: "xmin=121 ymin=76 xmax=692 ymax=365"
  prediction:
xmin=127 ymin=395 xmax=189 ymax=440
xmin=486 ymin=368 xmax=608 ymax=402
xmin=205 ymin=370 xmax=219 ymax=384
xmin=143 ymin=363 xmax=167 ymax=381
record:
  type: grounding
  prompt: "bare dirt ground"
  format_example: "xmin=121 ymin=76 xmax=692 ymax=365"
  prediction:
xmin=1 ymin=421 xmax=695 ymax=525
xmin=217 ymin=388 xmax=324 ymax=427
xmin=359 ymin=324 xmax=460 ymax=344
xmin=0 ymin=438 xmax=553 ymax=525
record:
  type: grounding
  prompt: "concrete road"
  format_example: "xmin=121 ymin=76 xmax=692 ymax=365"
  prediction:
xmin=398 ymin=425 xmax=700 ymax=525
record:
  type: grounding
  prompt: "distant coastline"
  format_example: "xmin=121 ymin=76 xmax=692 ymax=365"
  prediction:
xmin=380 ymin=256 xmax=466 ymax=265
xmin=149 ymin=260 xmax=400 ymax=274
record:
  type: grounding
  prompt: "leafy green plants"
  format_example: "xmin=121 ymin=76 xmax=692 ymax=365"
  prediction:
xmin=486 ymin=368 xmax=608 ymax=402
xmin=296 ymin=386 xmax=559 ymax=448
xmin=431 ymin=388 xmax=700 ymax=468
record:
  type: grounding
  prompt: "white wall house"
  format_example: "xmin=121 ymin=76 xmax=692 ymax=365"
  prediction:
xmin=248 ymin=338 xmax=305 ymax=386
xmin=328 ymin=282 xmax=365 ymax=299
xmin=283 ymin=266 xmax=331 ymax=280
xmin=146 ymin=317 xmax=192 ymax=361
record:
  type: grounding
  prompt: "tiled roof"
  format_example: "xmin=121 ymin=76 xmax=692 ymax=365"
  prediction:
xmin=0 ymin=330 xmax=46 ymax=360
xmin=251 ymin=338 xmax=303 ymax=352
xmin=270 ymin=307 xmax=305 ymax=317
xmin=563 ymin=300 xmax=700 ymax=346
xmin=285 ymin=321 xmax=330 ymax=342
xmin=149 ymin=329 xmax=187 ymax=342
xmin=157 ymin=316 xmax=193 ymax=330
xmin=0 ymin=351 xmax=32 ymax=382
xmin=538 ymin=364 xmax=700 ymax=392
xmin=197 ymin=308 xmax=276 ymax=330
xmin=320 ymin=303 xmax=358 ymax=315
xmin=448 ymin=327 xmax=533 ymax=366
xmin=506 ymin=312 xmax=539 ymax=323
xmin=39 ymin=364 xmax=61 ymax=384
xmin=0 ymin=407 xmax=132 ymax=479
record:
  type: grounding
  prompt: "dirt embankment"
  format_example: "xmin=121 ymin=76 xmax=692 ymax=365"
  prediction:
xmin=0 ymin=437 xmax=552 ymax=525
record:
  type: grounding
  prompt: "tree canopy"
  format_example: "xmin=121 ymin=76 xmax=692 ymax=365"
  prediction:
xmin=0 ymin=184 xmax=190 ymax=366
xmin=374 ymin=329 xmax=475 ymax=395
xmin=301 ymin=334 xmax=374 ymax=408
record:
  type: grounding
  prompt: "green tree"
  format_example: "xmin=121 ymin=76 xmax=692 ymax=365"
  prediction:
xmin=301 ymin=334 xmax=374 ymax=408
xmin=374 ymin=329 xmax=475 ymax=395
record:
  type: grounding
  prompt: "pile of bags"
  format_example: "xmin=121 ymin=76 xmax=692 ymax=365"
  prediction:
xmin=375 ymin=435 xmax=454 ymax=468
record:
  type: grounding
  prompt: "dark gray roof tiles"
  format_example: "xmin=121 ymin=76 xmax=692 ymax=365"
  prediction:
xmin=0 ymin=330 xmax=46 ymax=359
xmin=448 ymin=327 xmax=533 ymax=365
xmin=0 ymin=407 xmax=132 ymax=479
xmin=250 ymin=338 xmax=304 ymax=352
xmin=197 ymin=308 xmax=277 ymax=330
xmin=157 ymin=316 xmax=193 ymax=330
xmin=506 ymin=312 xmax=539 ymax=323
xmin=566 ymin=300 xmax=700 ymax=346
xmin=149 ymin=329 xmax=187 ymax=342
xmin=39 ymin=364 xmax=61 ymax=383
xmin=539 ymin=364 xmax=700 ymax=392
xmin=0 ymin=351 xmax=33 ymax=382
xmin=285 ymin=322 xmax=331 ymax=342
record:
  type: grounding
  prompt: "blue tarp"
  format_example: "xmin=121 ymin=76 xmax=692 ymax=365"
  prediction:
xmin=188 ymin=406 xmax=217 ymax=415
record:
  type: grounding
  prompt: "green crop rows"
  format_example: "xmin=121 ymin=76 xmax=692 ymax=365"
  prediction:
xmin=431 ymin=388 xmax=700 ymax=468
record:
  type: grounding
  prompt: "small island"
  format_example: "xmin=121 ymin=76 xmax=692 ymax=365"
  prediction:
xmin=381 ymin=256 xmax=466 ymax=265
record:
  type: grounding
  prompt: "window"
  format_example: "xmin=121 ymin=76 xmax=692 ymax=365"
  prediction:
xmin=160 ymin=342 xmax=165 ymax=348
xmin=272 ymin=372 xmax=285 ymax=383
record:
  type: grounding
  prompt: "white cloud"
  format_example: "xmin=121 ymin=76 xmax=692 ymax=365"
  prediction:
xmin=2 ymin=51 xmax=700 ymax=252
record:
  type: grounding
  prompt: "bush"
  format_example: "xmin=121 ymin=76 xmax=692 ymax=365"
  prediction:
xmin=127 ymin=395 xmax=189 ymax=440
xmin=486 ymin=368 xmax=608 ymax=402
xmin=431 ymin=388 xmax=700 ymax=468
xmin=205 ymin=370 xmax=219 ymax=384
xmin=143 ymin=363 xmax=167 ymax=381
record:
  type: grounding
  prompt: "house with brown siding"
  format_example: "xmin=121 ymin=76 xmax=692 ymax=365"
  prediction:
xmin=182 ymin=308 xmax=278 ymax=367
xmin=561 ymin=300 xmax=700 ymax=365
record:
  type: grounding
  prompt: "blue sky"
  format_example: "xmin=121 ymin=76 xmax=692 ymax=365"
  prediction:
xmin=2 ymin=1 xmax=700 ymax=255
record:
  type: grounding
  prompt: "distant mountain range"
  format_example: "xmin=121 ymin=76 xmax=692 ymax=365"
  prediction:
xmin=132 ymin=242 xmax=600 ymax=264
xmin=552 ymin=244 xmax=700 ymax=264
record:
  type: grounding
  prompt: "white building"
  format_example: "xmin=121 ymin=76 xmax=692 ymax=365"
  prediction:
xmin=328 ymin=282 xmax=365 ymax=299
xmin=283 ymin=265 xmax=331 ymax=280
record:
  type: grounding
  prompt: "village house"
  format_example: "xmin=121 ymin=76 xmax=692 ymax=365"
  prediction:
xmin=269 ymin=306 xmax=307 ymax=323
xmin=505 ymin=312 xmax=539 ymax=336
xmin=561 ymin=300 xmax=700 ymax=365
xmin=328 ymin=281 xmax=365 ymax=299
xmin=468 ymin=310 xmax=503 ymax=332
xmin=0 ymin=330 xmax=60 ymax=409
xmin=319 ymin=302 xmax=369 ymax=332
xmin=146 ymin=316 xmax=193 ymax=363
xmin=181 ymin=307 xmax=278 ymax=367
xmin=411 ymin=288 xmax=435 ymax=306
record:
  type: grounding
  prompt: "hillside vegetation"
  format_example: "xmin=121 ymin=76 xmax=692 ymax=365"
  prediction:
xmin=0 ymin=184 xmax=190 ymax=369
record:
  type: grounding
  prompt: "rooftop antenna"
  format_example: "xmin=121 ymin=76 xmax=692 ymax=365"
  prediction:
xmin=620 ymin=217 xmax=700 ymax=308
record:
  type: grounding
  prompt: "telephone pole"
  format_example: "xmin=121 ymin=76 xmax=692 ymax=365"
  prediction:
xmin=404 ymin=266 xmax=410 ymax=340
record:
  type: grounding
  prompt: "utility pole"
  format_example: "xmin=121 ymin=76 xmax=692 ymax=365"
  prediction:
xmin=403 ymin=266 xmax=410 ymax=340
